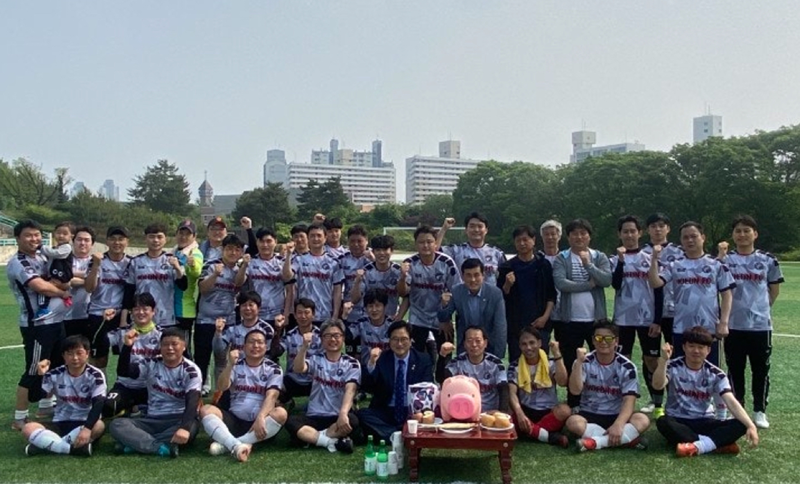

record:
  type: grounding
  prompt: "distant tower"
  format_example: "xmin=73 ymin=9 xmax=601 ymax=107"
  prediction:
xmin=438 ymin=140 xmax=461 ymax=159
xmin=693 ymin=113 xmax=723 ymax=143
xmin=329 ymin=139 xmax=339 ymax=164
xmin=263 ymin=149 xmax=289 ymax=187
xmin=372 ymin=139 xmax=383 ymax=167
xmin=198 ymin=171 xmax=214 ymax=207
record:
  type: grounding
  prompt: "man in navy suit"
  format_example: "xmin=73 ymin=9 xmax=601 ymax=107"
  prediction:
xmin=358 ymin=320 xmax=434 ymax=442
xmin=438 ymin=258 xmax=508 ymax=358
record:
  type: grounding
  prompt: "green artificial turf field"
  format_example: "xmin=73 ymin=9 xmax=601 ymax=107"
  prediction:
xmin=0 ymin=264 xmax=797 ymax=483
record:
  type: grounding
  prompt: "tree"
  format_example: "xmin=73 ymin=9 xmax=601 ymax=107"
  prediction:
xmin=0 ymin=158 xmax=71 ymax=210
xmin=296 ymin=177 xmax=357 ymax=221
xmin=128 ymin=159 xmax=192 ymax=216
xmin=232 ymin=183 xmax=295 ymax=230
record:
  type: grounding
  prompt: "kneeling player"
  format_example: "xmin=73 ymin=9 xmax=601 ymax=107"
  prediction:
xmin=23 ymin=335 xmax=106 ymax=456
xmin=565 ymin=320 xmax=650 ymax=451
xmin=654 ymin=327 xmax=759 ymax=457
xmin=201 ymin=329 xmax=288 ymax=462
xmin=507 ymin=327 xmax=570 ymax=447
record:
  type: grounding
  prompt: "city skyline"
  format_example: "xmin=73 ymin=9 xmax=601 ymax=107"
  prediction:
xmin=2 ymin=2 xmax=798 ymax=203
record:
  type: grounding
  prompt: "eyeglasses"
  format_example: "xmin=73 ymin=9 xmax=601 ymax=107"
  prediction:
xmin=322 ymin=333 xmax=343 ymax=341
xmin=465 ymin=338 xmax=485 ymax=345
xmin=593 ymin=335 xmax=616 ymax=344
xmin=390 ymin=337 xmax=410 ymax=344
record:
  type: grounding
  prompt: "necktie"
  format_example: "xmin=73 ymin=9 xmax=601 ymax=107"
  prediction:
xmin=394 ymin=359 xmax=406 ymax=424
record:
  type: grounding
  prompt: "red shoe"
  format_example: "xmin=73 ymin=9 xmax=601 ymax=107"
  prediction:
xmin=676 ymin=443 xmax=699 ymax=457
xmin=714 ymin=443 xmax=740 ymax=455
xmin=578 ymin=438 xmax=597 ymax=452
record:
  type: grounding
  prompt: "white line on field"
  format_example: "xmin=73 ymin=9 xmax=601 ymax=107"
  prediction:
xmin=0 ymin=344 xmax=23 ymax=350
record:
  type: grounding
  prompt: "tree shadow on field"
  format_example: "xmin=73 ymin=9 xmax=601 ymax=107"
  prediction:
xmin=415 ymin=453 xmax=497 ymax=483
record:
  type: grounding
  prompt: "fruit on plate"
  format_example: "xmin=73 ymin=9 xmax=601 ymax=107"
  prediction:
xmin=493 ymin=412 xmax=511 ymax=428
xmin=479 ymin=413 xmax=496 ymax=427
xmin=422 ymin=411 xmax=435 ymax=424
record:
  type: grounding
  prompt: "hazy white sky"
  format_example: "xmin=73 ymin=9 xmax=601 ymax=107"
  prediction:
xmin=2 ymin=1 xmax=798 ymax=203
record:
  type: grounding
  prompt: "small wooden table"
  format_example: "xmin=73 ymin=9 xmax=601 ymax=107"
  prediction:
xmin=403 ymin=423 xmax=518 ymax=484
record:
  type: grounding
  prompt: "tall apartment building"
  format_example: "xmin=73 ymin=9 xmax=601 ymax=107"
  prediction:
xmin=405 ymin=140 xmax=480 ymax=204
xmin=570 ymin=130 xmax=645 ymax=163
xmin=100 ymin=179 xmax=119 ymax=201
xmin=263 ymin=149 xmax=289 ymax=188
xmin=693 ymin=114 xmax=723 ymax=143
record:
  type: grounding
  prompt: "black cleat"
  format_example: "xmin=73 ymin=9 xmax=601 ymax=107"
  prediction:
xmin=70 ymin=443 xmax=93 ymax=457
xmin=548 ymin=432 xmax=569 ymax=448
xmin=334 ymin=437 xmax=354 ymax=454
xmin=25 ymin=444 xmax=48 ymax=456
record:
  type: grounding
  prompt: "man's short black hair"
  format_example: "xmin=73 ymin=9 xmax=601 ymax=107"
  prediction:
xmin=308 ymin=223 xmax=326 ymax=235
xmin=414 ymin=225 xmax=437 ymax=241
xmin=222 ymin=234 xmax=245 ymax=248
xmin=245 ymin=328 xmax=269 ymax=344
xmin=461 ymin=258 xmax=484 ymax=274
xmin=592 ymin=319 xmax=618 ymax=337
xmin=323 ymin=217 xmax=343 ymax=230
xmin=133 ymin=292 xmax=157 ymax=309
xmin=683 ymin=326 xmax=714 ymax=347
xmin=388 ymin=320 xmax=412 ymax=339
xmin=256 ymin=227 xmax=277 ymax=240
xmin=54 ymin=221 xmax=75 ymax=235
xmin=519 ymin=326 xmax=542 ymax=341
xmin=161 ymin=327 xmax=186 ymax=342
xmin=464 ymin=325 xmax=488 ymax=340
xmin=512 ymin=225 xmax=536 ymax=239
xmin=364 ymin=288 xmax=389 ymax=307
xmin=370 ymin=235 xmax=395 ymax=250
xmin=646 ymin=212 xmax=671 ymax=227
xmin=144 ymin=223 xmax=168 ymax=235
xmin=616 ymin=215 xmax=642 ymax=232
xmin=347 ymin=224 xmax=368 ymax=239
xmin=679 ymin=221 xmax=705 ymax=235
xmin=731 ymin=214 xmax=757 ymax=231
xmin=565 ymin=218 xmax=593 ymax=236
xmin=14 ymin=219 xmax=42 ymax=237
xmin=295 ymin=298 xmax=316 ymax=314
xmin=62 ymin=335 xmax=90 ymax=353
xmin=74 ymin=225 xmax=96 ymax=244
xmin=464 ymin=212 xmax=489 ymax=228
xmin=291 ymin=224 xmax=309 ymax=236
xmin=237 ymin=290 xmax=262 ymax=307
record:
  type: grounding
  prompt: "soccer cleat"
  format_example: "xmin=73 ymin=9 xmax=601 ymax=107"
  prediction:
xmin=625 ymin=437 xmax=648 ymax=450
xmin=652 ymin=407 xmax=665 ymax=419
xmin=334 ymin=437 xmax=354 ymax=454
xmin=676 ymin=443 xmax=699 ymax=457
xmin=209 ymin=442 xmax=227 ymax=456
xmin=113 ymin=443 xmax=134 ymax=455
xmin=34 ymin=308 xmax=54 ymax=322
xmin=577 ymin=438 xmax=597 ymax=452
xmin=25 ymin=444 xmax=48 ymax=456
xmin=640 ymin=402 xmax=655 ymax=413
xmin=70 ymin=443 xmax=92 ymax=457
xmin=753 ymin=412 xmax=769 ymax=429
xmin=11 ymin=418 xmax=29 ymax=431
xmin=156 ymin=443 xmax=179 ymax=458
xmin=714 ymin=442 xmax=740 ymax=455
xmin=548 ymin=432 xmax=569 ymax=449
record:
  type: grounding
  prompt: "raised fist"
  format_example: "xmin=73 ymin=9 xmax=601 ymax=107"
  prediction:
xmin=302 ymin=331 xmax=313 ymax=347
xmin=652 ymin=244 xmax=663 ymax=257
xmin=400 ymin=262 xmax=410 ymax=275
xmin=576 ymin=347 xmax=588 ymax=363
xmin=123 ymin=329 xmax=138 ymax=346
xmin=504 ymin=271 xmax=516 ymax=286
xmin=616 ymin=246 xmax=627 ymax=258
xmin=283 ymin=242 xmax=295 ymax=256
xmin=103 ymin=308 xmax=117 ymax=322
xmin=549 ymin=340 xmax=561 ymax=357
xmin=228 ymin=349 xmax=240 ymax=364
xmin=355 ymin=269 xmax=365 ymax=280
xmin=342 ymin=301 xmax=353 ymax=318
xmin=443 ymin=217 xmax=456 ymax=229
xmin=439 ymin=342 xmax=455 ymax=357
xmin=168 ymin=256 xmax=180 ymax=269
xmin=369 ymin=347 xmax=382 ymax=363
xmin=37 ymin=359 xmax=51 ymax=376
xmin=91 ymin=252 xmax=103 ymax=264
xmin=717 ymin=241 xmax=729 ymax=258
xmin=215 ymin=318 xmax=226 ymax=333
xmin=214 ymin=263 xmax=224 ymax=276
xmin=241 ymin=254 xmax=251 ymax=265
xmin=274 ymin=314 xmax=286 ymax=329
xmin=313 ymin=213 xmax=326 ymax=223
xmin=441 ymin=291 xmax=452 ymax=306
xmin=240 ymin=217 xmax=252 ymax=230
xmin=662 ymin=343 xmax=673 ymax=360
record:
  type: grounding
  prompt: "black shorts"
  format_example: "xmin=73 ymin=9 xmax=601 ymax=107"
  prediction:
xmin=284 ymin=411 xmax=360 ymax=442
xmin=44 ymin=420 xmax=85 ymax=436
xmin=522 ymin=407 xmax=553 ymax=424
xmin=20 ymin=323 xmax=66 ymax=395
xmin=103 ymin=382 xmax=149 ymax=417
xmin=64 ymin=318 xmax=91 ymax=338
xmin=281 ymin=376 xmax=312 ymax=399
xmin=577 ymin=411 xmax=619 ymax=430
xmin=87 ymin=313 xmax=122 ymax=359
xmin=221 ymin=409 xmax=255 ymax=437
xmin=617 ymin=326 xmax=661 ymax=358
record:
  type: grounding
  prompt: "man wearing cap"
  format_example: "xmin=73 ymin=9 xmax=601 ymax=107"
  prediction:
xmin=84 ymin=226 xmax=133 ymax=373
xmin=174 ymin=220 xmax=204 ymax=353
xmin=200 ymin=216 xmax=258 ymax=262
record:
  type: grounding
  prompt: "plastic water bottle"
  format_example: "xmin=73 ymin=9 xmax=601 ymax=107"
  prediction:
xmin=376 ymin=439 xmax=389 ymax=480
xmin=364 ymin=435 xmax=376 ymax=475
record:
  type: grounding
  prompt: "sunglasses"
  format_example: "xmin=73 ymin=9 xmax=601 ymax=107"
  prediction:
xmin=593 ymin=335 xmax=616 ymax=344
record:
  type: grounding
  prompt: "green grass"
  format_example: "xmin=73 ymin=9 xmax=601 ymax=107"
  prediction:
xmin=0 ymin=264 xmax=798 ymax=483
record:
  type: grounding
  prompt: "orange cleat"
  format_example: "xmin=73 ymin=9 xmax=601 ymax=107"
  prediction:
xmin=676 ymin=442 xmax=699 ymax=457
xmin=714 ymin=442 xmax=740 ymax=455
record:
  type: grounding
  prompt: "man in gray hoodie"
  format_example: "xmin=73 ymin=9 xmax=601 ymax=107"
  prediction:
xmin=551 ymin=218 xmax=612 ymax=409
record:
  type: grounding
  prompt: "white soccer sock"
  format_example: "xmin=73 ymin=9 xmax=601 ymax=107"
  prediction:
xmin=583 ymin=423 xmax=606 ymax=438
xmin=621 ymin=423 xmax=639 ymax=444
xmin=38 ymin=397 xmax=55 ymax=409
xmin=15 ymin=410 xmax=29 ymax=421
xmin=239 ymin=416 xmax=283 ymax=444
xmin=531 ymin=423 xmax=549 ymax=443
xmin=62 ymin=426 xmax=84 ymax=446
xmin=694 ymin=434 xmax=716 ymax=454
xmin=29 ymin=428 xmax=70 ymax=454
xmin=201 ymin=414 xmax=241 ymax=452
xmin=316 ymin=429 xmax=335 ymax=452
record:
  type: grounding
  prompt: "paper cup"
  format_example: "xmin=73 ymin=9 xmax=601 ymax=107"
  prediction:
xmin=407 ymin=419 xmax=418 ymax=435
xmin=388 ymin=451 xmax=399 ymax=475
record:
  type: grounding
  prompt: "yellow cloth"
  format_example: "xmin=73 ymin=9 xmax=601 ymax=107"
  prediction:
xmin=518 ymin=350 xmax=552 ymax=393
xmin=135 ymin=321 xmax=157 ymax=335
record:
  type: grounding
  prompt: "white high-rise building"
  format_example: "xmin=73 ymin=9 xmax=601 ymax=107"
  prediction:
xmin=100 ymin=179 xmax=119 ymax=201
xmin=70 ymin=181 xmax=87 ymax=199
xmin=263 ymin=149 xmax=289 ymax=188
xmin=405 ymin=140 xmax=481 ymax=204
xmin=693 ymin=114 xmax=723 ymax=143
xmin=570 ymin=130 xmax=645 ymax=163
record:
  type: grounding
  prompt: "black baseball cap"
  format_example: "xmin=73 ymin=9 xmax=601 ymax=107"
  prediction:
xmin=177 ymin=219 xmax=197 ymax=235
xmin=106 ymin=226 xmax=130 ymax=238
xmin=208 ymin=216 xmax=227 ymax=229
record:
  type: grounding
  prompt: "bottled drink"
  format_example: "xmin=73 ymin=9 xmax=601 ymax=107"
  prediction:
xmin=376 ymin=439 xmax=389 ymax=480
xmin=364 ymin=435 xmax=376 ymax=475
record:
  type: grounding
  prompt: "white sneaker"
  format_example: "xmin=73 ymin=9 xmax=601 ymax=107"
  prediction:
xmin=640 ymin=402 xmax=655 ymax=413
xmin=753 ymin=412 xmax=770 ymax=429
xmin=209 ymin=442 xmax=227 ymax=456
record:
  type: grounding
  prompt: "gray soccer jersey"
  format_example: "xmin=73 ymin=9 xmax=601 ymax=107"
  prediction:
xmin=658 ymin=255 xmax=736 ymax=333
xmin=281 ymin=327 xmax=322 ymax=385
xmin=124 ymin=252 xmax=182 ymax=327
xmin=325 ymin=244 xmax=347 ymax=259
xmin=221 ymin=320 xmax=276 ymax=352
xmin=338 ymin=250 xmax=372 ymax=322
xmin=197 ymin=260 xmax=240 ymax=326
xmin=7 ymin=251 xmax=61 ymax=326
xmin=65 ymin=255 xmax=92 ymax=320
xmin=360 ymin=262 xmax=402 ymax=317
xmin=108 ymin=328 xmax=162 ymax=389
xmin=507 ymin=360 xmax=559 ymax=411
xmin=579 ymin=351 xmax=640 ymax=416
xmin=610 ymin=250 xmax=655 ymax=327
xmin=643 ymin=243 xmax=684 ymax=318
xmin=87 ymin=254 xmax=131 ymax=316
xmin=42 ymin=364 xmax=106 ymax=422
xmin=305 ymin=353 xmax=361 ymax=417
xmin=665 ymin=357 xmax=731 ymax=419
xmin=446 ymin=353 xmax=508 ymax=412
xmin=403 ymin=253 xmax=462 ymax=330
xmin=293 ymin=252 xmax=344 ymax=321
xmin=245 ymin=255 xmax=292 ymax=320
xmin=133 ymin=356 xmax=203 ymax=417
xmin=442 ymin=243 xmax=506 ymax=286
xmin=725 ymin=250 xmax=784 ymax=331
xmin=350 ymin=316 xmax=392 ymax=366
xmin=228 ymin=357 xmax=283 ymax=422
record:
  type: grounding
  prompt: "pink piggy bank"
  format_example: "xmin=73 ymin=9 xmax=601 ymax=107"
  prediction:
xmin=440 ymin=375 xmax=481 ymax=422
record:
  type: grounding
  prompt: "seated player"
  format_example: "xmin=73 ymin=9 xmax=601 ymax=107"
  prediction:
xmin=358 ymin=320 xmax=434 ymax=441
xmin=213 ymin=291 xmax=280 ymax=360
xmin=276 ymin=299 xmax=322 ymax=408
xmin=200 ymin=329 xmax=288 ymax=462
xmin=22 ymin=335 xmax=106 ymax=456
xmin=348 ymin=288 xmax=392 ymax=369
xmin=507 ymin=327 xmax=570 ymax=447
xmin=284 ymin=319 xmax=361 ymax=454
xmin=103 ymin=293 xmax=162 ymax=418
xmin=442 ymin=325 xmax=509 ymax=413
xmin=654 ymin=326 xmax=759 ymax=457
xmin=110 ymin=328 xmax=202 ymax=458
xmin=565 ymin=320 xmax=650 ymax=451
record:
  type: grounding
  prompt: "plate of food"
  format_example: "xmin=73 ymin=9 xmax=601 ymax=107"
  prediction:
xmin=480 ymin=423 xmax=515 ymax=432
xmin=439 ymin=422 xmax=477 ymax=434
xmin=418 ymin=418 xmax=443 ymax=429
xmin=479 ymin=412 xmax=514 ymax=431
